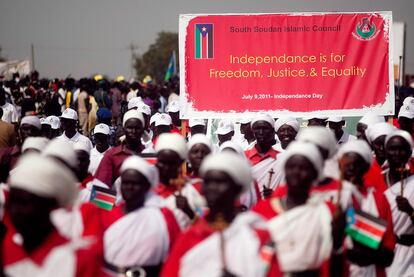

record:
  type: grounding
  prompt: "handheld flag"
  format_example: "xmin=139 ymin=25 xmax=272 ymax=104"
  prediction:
xmin=164 ymin=51 xmax=177 ymax=81
xmin=90 ymin=185 xmax=116 ymax=211
xmin=345 ymin=207 xmax=387 ymax=249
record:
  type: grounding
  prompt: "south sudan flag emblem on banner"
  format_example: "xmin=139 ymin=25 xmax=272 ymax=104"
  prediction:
xmin=195 ymin=23 xmax=214 ymax=59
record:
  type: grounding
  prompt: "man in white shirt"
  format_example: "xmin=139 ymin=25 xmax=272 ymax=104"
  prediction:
xmin=327 ymin=116 xmax=356 ymax=144
xmin=88 ymin=123 xmax=110 ymax=175
xmin=58 ymin=108 xmax=92 ymax=149
xmin=0 ymin=88 xmax=18 ymax=124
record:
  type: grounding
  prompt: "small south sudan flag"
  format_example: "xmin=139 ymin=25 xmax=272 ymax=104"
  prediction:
xmin=345 ymin=207 xmax=387 ymax=249
xmin=90 ymin=185 xmax=116 ymax=211
xmin=195 ymin=23 xmax=214 ymax=59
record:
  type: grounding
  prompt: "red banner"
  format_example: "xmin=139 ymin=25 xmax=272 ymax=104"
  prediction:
xmin=179 ymin=12 xmax=393 ymax=119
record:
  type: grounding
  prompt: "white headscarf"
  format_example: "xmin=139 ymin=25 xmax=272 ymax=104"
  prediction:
xmin=9 ymin=154 xmax=77 ymax=206
xmin=43 ymin=138 xmax=77 ymax=169
xmin=358 ymin=114 xmax=385 ymax=126
xmin=21 ymin=115 xmax=41 ymax=130
xmin=365 ymin=122 xmax=396 ymax=144
xmin=218 ymin=140 xmax=245 ymax=157
xmin=274 ymin=117 xmax=299 ymax=132
xmin=188 ymin=134 xmax=212 ymax=152
xmin=22 ymin=137 xmax=49 ymax=153
xmin=385 ymin=129 xmax=414 ymax=149
xmin=155 ymin=133 xmax=188 ymax=160
xmin=296 ymin=127 xmax=337 ymax=159
xmin=251 ymin=113 xmax=275 ymax=129
xmin=123 ymin=109 xmax=145 ymax=127
xmin=120 ymin=156 xmax=159 ymax=187
xmin=200 ymin=152 xmax=252 ymax=192
xmin=337 ymin=140 xmax=373 ymax=165
xmin=279 ymin=141 xmax=324 ymax=181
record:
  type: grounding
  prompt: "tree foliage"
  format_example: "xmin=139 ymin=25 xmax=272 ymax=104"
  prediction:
xmin=0 ymin=46 xmax=6 ymax=62
xmin=134 ymin=32 xmax=178 ymax=82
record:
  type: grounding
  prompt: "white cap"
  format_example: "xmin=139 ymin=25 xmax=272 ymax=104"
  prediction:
xmin=150 ymin=113 xmax=161 ymax=125
xmin=155 ymin=113 xmax=172 ymax=127
xmin=296 ymin=127 xmax=337 ymax=159
xmin=188 ymin=134 xmax=212 ymax=151
xmin=189 ymin=119 xmax=206 ymax=128
xmin=21 ymin=115 xmax=41 ymax=130
xmin=123 ymin=109 xmax=145 ymax=127
xmin=326 ymin=116 xmax=343 ymax=123
xmin=9 ymin=154 xmax=77 ymax=206
xmin=166 ymin=100 xmax=180 ymax=113
xmin=251 ymin=113 xmax=275 ymax=129
xmin=215 ymin=119 xmax=234 ymax=135
xmin=61 ymin=108 xmax=78 ymax=121
xmin=385 ymin=130 xmax=414 ymax=149
xmin=137 ymin=102 xmax=151 ymax=116
xmin=73 ymin=141 xmax=92 ymax=155
xmin=43 ymin=138 xmax=77 ymax=169
xmin=403 ymin=96 xmax=414 ymax=107
xmin=155 ymin=133 xmax=188 ymax=160
xmin=40 ymin=118 xmax=47 ymax=125
xmin=274 ymin=117 xmax=299 ymax=132
xmin=200 ymin=152 xmax=252 ymax=192
xmin=127 ymin=96 xmax=143 ymax=110
xmin=45 ymin=116 xmax=61 ymax=130
xmin=398 ymin=104 xmax=414 ymax=119
xmin=337 ymin=140 xmax=373 ymax=166
xmin=22 ymin=137 xmax=49 ymax=153
xmin=120 ymin=156 xmax=159 ymax=187
xmin=239 ymin=117 xmax=252 ymax=124
xmin=358 ymin=114 xmax=385 ymax=126
xmin=280 ymin=141 xmax=324 ymax=181
xmin=94 ymin=123 xmax=110 ymax=135
xmin=303 ymin=116 xmax=328 ymax=120
xmin=365 ymin=122 xmax=396 ymax=144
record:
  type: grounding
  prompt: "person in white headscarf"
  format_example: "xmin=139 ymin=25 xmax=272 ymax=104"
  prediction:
xmin=365 ymin=122 xmax=396 ymax=167
xmin=253 ymin=141 xmax=336 ymax=275
xmin=163 ymin=152 xmax=282 ymax=277
xmin=187 ymin=134 xmax=212 ymax=181
xmin=3 ymin=154 xmax=103 ymax=277
xmin=219 ymin=140 xmax=260 ymax=209
xmin=94 ymin=109 xmax=148 ymax=187
xmin=245 ymin=114 xmax=282 ymax=200
xmin=103 ymin=156 xmax=181 ymax=276
xmin=333 ymin=140 xmax=395 ymax=277
xmin=273 ymin=116 xmax=299 ymax=152
xmin=356 ymin=114 xmax=385 ymax=141
xmin=21 ymin=137 xmax=49 ymax=154
xmin=154 ymin=133 xmax=206 ymax=229
xmin=0 ymin=115 xmax=41 ymax=182
xmin=383 ymin=130 xmax=414 ymax=277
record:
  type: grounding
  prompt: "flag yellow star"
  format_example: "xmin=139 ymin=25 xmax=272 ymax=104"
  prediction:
xmin=202 ymin=27 xmax=207 ymax=32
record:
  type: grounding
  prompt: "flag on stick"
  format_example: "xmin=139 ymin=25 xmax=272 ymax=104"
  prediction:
xmin=345 ymin=207 xmax=387 ymax=249
xmin=90 ymin=185 xmax=116 ymax=211
xmin=164 ymin=51 xmax=177 ymax=81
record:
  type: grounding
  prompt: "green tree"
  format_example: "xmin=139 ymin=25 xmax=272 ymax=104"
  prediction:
xmin=134 ymin=32 xmax=178 ymax=82
xmin=0 ymin=46 xmax=6 ymax=62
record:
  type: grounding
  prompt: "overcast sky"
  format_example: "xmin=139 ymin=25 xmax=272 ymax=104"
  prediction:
xmin=1 ymin=0 xmax=413 ymax=79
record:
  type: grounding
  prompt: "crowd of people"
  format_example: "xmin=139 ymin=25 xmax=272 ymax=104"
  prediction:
xmin=1 ymin=71 xmax=414 ymax=277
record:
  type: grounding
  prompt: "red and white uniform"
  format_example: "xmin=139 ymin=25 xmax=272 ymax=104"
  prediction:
xmin=384 ymin=175 xmax=414 ymax=277
xmin=245 ymin=144 xmax=282 ymax=199
xmin=3 ymin=224 xmax=102 ymax=277
xmin=102 ymin=197 xmax=181 ymax=273
xmin=253 ymin=196 xmax=334 ymax=274
xmin=153 ymin=182 xmax=206 ymax=229
xmin=162 ymin=213 xmax=281 ymax=277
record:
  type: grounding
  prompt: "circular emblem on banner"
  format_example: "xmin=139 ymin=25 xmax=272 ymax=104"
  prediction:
xmin=352 ymin=17 xmax=379 ymax=41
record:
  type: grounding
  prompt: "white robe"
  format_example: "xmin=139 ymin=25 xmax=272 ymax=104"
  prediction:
xmin=266 ymin=197 xmax=333 ymax=272
xmin=104 ymin=206 xmax=170 ymax=267
xmin=179 ymin=213 xmax=270 ymax=277
xmin=385 ymin=175 xmax=414 ymax=277
xmin=252 ymin=157 xmax=284 ymax=197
